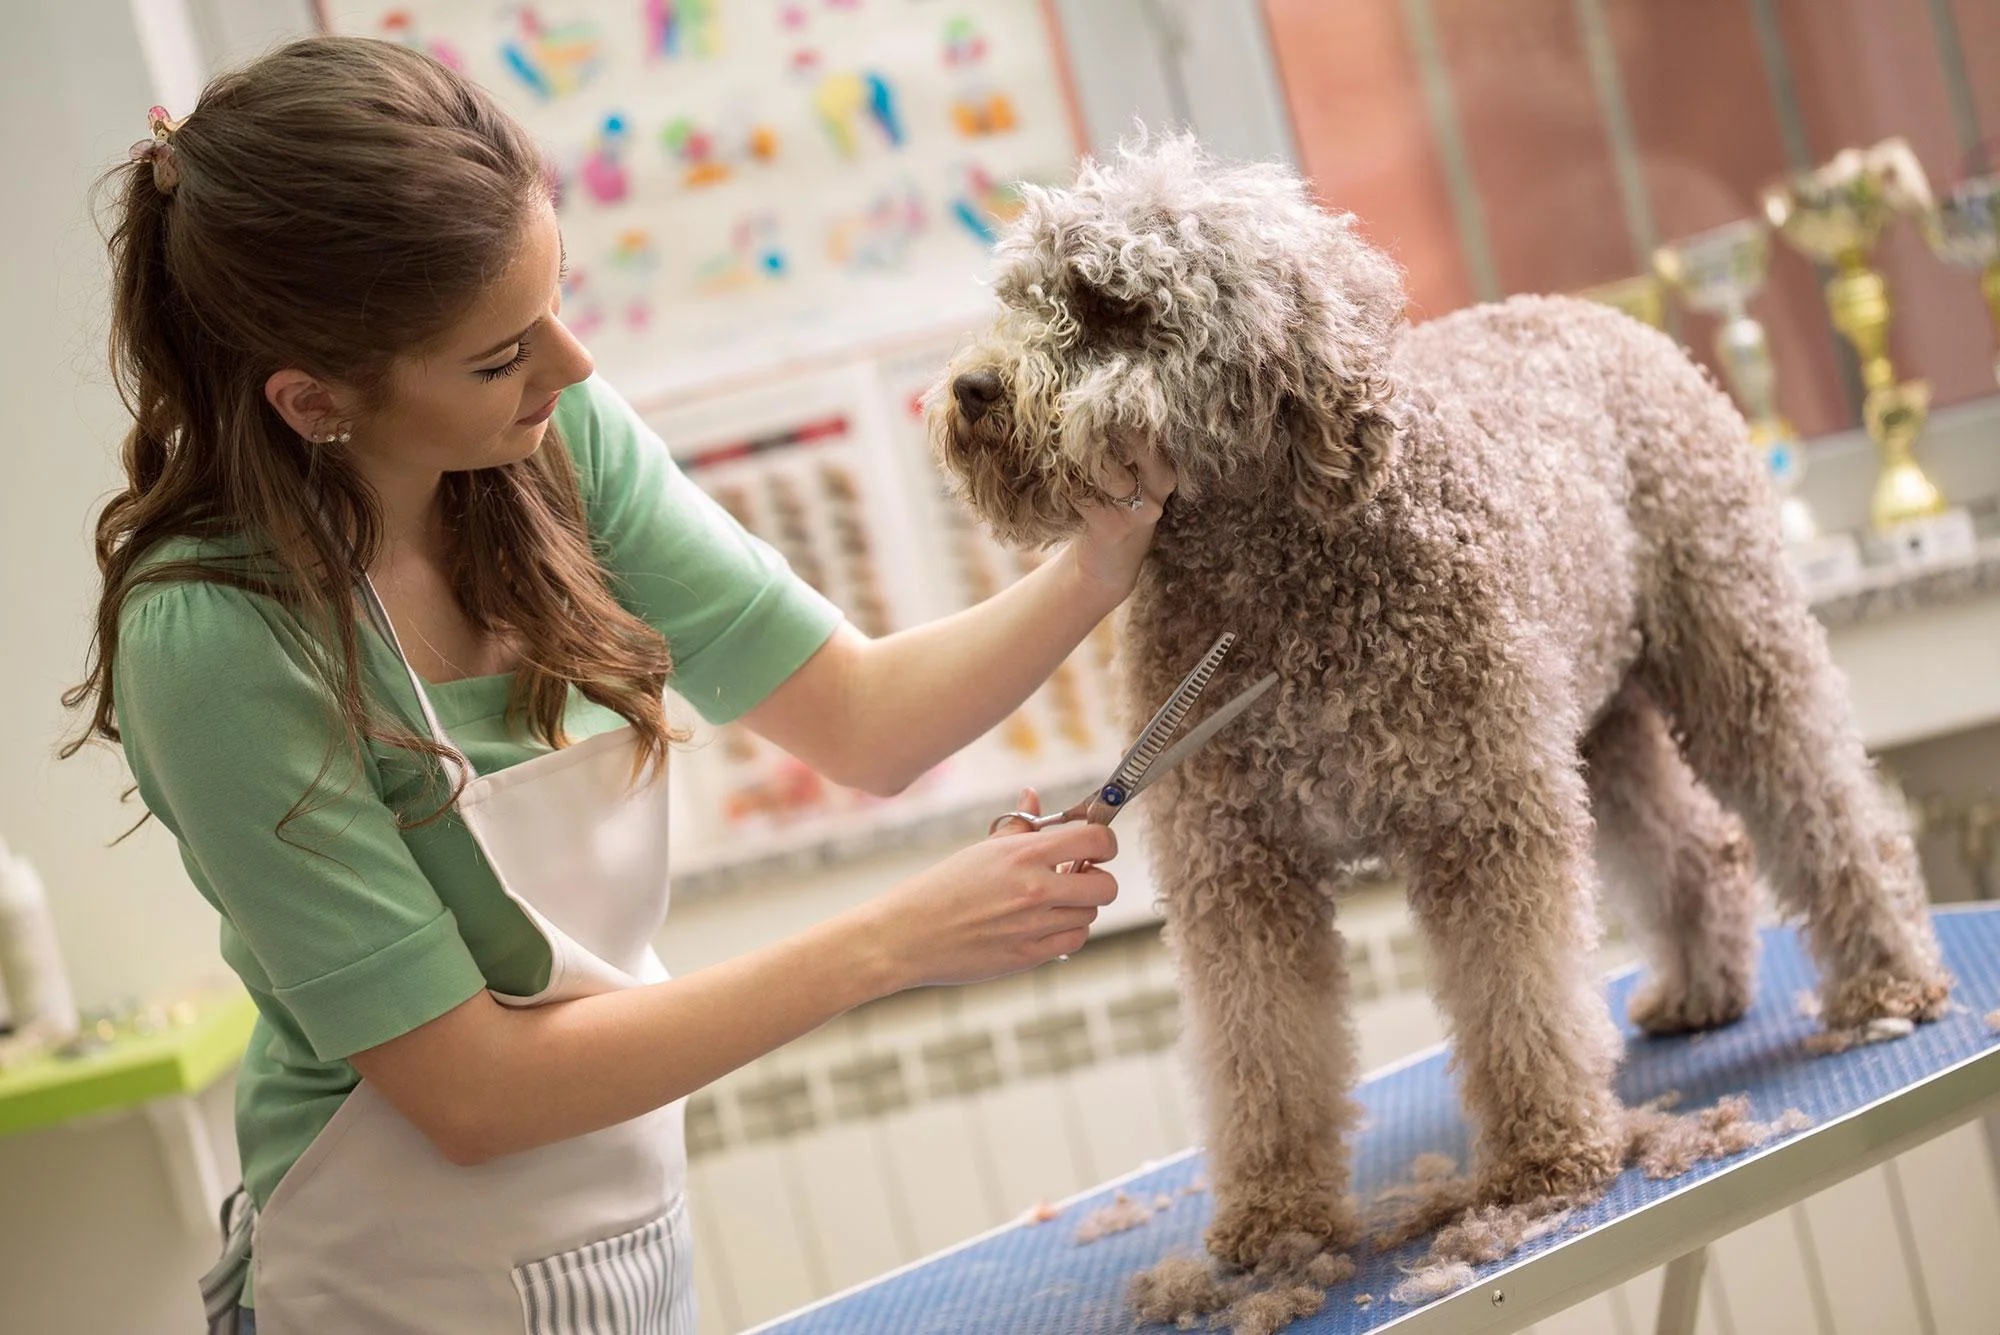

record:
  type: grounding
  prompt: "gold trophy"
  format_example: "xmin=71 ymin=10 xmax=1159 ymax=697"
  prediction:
xmin=1922 ymin=173 xmax=2000 ymax=387
xmin=1654 ymin=218 xmax=1822 ymax=546
xmin=1762 ymin=139 xmax=1971 ymax=564
xmin=1576 ymin=272 xmax=1666 ymax=330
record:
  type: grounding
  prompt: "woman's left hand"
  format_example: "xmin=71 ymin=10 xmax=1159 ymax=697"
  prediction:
xmin=1068 ymin=442 xmax=1178 ymax=601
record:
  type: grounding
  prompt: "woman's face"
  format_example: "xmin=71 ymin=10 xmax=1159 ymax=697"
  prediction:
xmin=352 ymin=203 xmax=594 ymax=482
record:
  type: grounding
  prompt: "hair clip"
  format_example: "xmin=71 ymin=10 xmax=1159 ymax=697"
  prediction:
xmin=128 ymin=105 xmax=187 ymax=194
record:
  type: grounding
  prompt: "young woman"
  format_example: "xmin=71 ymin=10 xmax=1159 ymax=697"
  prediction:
xmin=68 ymin=36 xmax=1173 ymax=1335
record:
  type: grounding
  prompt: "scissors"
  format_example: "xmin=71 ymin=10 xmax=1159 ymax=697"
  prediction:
xmin=990 ymin=631 xmax=1278 ymax=866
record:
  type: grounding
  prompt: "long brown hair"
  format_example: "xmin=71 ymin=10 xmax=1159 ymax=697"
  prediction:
xmin=64 ymin=37 xmax=677 ymax=831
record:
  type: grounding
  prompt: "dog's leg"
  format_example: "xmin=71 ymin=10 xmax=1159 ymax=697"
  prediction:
xmin=1156 ymin=815 xmax=1360 ymax=1269
xmin=1408 ymin=768 xmax=1626 ymax=1207
xmin=1643 ymin=563 xmax=1950 ymax=1030
xmin=1586 ymin=680 xmax=1759 ymax=1034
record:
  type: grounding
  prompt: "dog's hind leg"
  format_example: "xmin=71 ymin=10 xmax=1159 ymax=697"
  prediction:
xmin=1154 ymin=811 xmax=1361 ymax=1269
xmin=1641 ymin=541 xmax=1949 ymax=1030
xmin=1586 ymin=679 xmax=1760 ymax=1034
xmin=1407 ymin=760 xmax=1627 ymax=1207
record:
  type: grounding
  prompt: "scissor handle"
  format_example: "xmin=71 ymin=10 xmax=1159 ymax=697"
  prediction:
xmin=988 ymin=804 xmax=1117 ymax=878
xmin=988 ymin=809 xmax=1062 ymax=836
xmin=988 ymin=784 xmax=1127 ymax=839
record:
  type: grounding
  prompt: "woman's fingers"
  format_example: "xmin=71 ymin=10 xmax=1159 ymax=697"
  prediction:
xmin=990 ymin=787 xmax=1043 ymax=838
xmin=1132 ymin=447 xmax=1178 ymax=502
xmin=1089 ymin=455 xmax=1146 ymax=510
xmin=1039 ymin=865 xmax=1118 ymax=909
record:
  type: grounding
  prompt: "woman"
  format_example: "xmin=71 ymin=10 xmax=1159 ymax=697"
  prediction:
xmin=67 ymin=36 xmax=1174 ymax=1334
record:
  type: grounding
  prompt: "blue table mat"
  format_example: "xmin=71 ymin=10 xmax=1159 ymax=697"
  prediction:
xmin=758 ymin=907 xmax=2000 ymax=1334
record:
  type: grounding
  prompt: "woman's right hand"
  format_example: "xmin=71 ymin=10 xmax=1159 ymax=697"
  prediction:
xmin=856 ymin=791 xmax=1120 ymax=991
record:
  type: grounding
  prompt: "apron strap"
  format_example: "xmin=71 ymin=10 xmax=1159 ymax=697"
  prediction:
xmin=356 ymin=575 xmax=476 ymax=785
xmin=198 ymin=1185 xmax=254 ymax=1334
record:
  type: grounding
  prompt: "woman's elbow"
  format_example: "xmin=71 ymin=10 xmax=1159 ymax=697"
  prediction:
xmin=408 ymin=1100 xmax=506 ymax=1167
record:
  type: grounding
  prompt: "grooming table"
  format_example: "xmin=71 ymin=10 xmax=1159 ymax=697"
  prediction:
xmin=750 ymin=905 xmax=2000 ymax=1335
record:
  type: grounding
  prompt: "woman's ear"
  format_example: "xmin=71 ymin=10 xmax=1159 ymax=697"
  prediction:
xmin=265 ymin=369 xmax=348 ymax=443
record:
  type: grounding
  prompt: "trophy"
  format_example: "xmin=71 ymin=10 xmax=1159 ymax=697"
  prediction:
xmin=1653 ymin=219 xmax=1822 ymax=546
xmin=1576 ymin=272 xmax=1666 ymax=330
xmin=1762 ymin=139 xmax=1972 ymax=566
xmin=1921 ymin=172 xmax=2000 ymax=387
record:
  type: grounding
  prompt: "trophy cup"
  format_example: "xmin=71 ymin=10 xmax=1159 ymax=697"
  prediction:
xmin=1576 ymin=272 xmax=1666 ymax=330
xmin=1922 ymin=172 xmax=2000 ymax=387
xmin=1653 ymin=219 xmax=1826 ymax=549
xmin=1762 ymin=138 xmax=1975 ymax=569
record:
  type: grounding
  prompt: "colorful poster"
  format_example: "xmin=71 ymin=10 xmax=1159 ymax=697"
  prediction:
xmin=319 ymin=0 xmax=1082 ymax=403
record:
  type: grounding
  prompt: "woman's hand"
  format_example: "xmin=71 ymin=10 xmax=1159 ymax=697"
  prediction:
xmin=1067 ymin=442 xmax=1178 ymax=601
xmin=852 ymin=789 xmax=1119 ymax=990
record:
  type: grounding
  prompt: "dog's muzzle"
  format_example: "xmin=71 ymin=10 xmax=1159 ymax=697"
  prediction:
xmin=951 ymin=370 xmax=1005 ymax=424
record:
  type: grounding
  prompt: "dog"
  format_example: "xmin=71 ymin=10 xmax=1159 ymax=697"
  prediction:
xmin=927 ymin=135 xmax=1951 ymax=1269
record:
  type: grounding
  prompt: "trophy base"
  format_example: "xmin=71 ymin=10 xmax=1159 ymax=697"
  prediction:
xmin=1778 ymin=494 xmax=1819 ymax=545
xmin=1787 ymin=531 xmax=1865 ymax=599
xmin=1864 ymin=507 xmax=1979 ymax=573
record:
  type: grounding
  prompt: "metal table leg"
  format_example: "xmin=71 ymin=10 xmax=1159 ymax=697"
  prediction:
xmin=1653 ymin=1244 xmax=1708 ymax=1335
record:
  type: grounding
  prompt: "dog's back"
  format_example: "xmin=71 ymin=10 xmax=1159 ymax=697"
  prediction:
xmin=1387 ymin=293 xmax=1774 ymax=718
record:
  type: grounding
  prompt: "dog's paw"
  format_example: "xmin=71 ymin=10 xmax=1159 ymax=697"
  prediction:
xmin=1204 ymin=1193 xmax=1359 ymax=1271
xmin=1477 ymin=1131 xmax=1622 ymax=1209
xmin=1821 ymin=966 xmax=1953 ymax=1031
xmin=1628 ymin=969 xmax=1752 ymax=1036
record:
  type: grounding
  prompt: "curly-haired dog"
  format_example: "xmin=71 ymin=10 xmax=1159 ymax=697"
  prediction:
xmin=928 ymin=137 xmax=1951 ymax=1270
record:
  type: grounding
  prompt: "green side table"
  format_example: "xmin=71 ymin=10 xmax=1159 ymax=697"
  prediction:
xmin=0 ymin=991 xmax=257 ymax=1231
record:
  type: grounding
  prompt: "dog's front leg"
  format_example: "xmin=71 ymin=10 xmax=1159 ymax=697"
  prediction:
xmin=1157 ymin=812 xmax=1361 ymax=1268
xmin=1406 ymin=769 xmax=1626 ymax=1207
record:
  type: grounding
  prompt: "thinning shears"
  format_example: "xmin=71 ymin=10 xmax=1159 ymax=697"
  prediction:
xmin=990 ymin=632 xmax=1277 ymax=860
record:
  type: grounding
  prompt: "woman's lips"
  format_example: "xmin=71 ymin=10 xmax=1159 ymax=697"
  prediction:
xmin=517 ymin=391 xmax=561 ymax=426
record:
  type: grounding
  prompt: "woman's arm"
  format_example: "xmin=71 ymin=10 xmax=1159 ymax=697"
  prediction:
xmin=350 ymin=817 xmax=1116 ymax=1164
xmin=742 ymin=452 xmax=1178 ymax=795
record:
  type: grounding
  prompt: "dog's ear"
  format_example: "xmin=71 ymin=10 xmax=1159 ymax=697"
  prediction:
xmin=1279 ymin=367 xmax=1401 ymax=526
xmin=1278 ymin=216 xmax=1408 ymax=525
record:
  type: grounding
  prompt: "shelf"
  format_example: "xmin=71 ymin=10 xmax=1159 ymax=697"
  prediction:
xmin=0 ymin=990 xmax=256 ymax=1140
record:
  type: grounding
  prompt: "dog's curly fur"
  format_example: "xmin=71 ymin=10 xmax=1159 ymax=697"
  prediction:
xmin=928 ymin=136 xmax=1953 ymax=1270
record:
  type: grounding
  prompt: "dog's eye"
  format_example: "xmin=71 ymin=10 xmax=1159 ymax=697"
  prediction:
xmin=1070 ymin=287 xmax=1145 ymax=327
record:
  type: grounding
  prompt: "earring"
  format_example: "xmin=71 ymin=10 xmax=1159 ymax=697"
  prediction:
xmin=311 ymin=423 xmax=353 ymax=444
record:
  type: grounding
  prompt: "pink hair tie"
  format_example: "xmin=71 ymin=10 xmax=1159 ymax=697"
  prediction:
xmin=128 ymin=105 xmax=187 ymax=194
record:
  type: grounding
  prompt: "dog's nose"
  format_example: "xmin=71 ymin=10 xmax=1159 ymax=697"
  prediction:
xmin=952 ymin=370 xmax=1005 ymax=423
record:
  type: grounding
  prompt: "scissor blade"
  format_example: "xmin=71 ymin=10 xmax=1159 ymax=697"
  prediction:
xmin=1127 ymin=672 xmax=1278 ymax=798
xmin=1105 ymin=632 xmax=1237 ymax=795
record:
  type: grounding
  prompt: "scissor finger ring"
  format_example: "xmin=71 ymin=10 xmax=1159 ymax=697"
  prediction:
xmin=989 ymin=810 xmax=1048 ymax=835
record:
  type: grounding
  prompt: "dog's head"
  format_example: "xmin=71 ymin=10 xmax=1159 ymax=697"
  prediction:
xmin=928 ymin=133 xmax=1408 ymax=546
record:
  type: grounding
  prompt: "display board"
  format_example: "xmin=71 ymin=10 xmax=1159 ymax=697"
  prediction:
xmin=317 ymin=0 xmax=1084 ymax=400
xmin=639 ymin=345 xmax=1124 ymax=890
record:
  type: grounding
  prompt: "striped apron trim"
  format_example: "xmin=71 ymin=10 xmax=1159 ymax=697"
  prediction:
xmin=511 ymin=1201 xmax=696 ymax=1334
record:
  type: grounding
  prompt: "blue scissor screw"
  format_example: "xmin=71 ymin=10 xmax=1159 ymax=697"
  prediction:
xmin=1100 ymin=784 xmax=1127 ymax=806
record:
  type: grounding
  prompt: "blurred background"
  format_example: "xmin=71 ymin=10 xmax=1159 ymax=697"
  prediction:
xmin=2 ymin=2 xmax=1998 ymax=1332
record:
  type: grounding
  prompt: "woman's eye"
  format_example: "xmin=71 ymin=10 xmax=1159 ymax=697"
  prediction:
xmin=477 ymin=337 xmax=534 ymax=382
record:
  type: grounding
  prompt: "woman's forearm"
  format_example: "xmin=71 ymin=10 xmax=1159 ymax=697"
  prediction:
xmin=356 ymin=819 xmax=1121 ymax=1165
xmin=843 ymin=548 xmax=1121 ymax=791
xmin=360 ymin=910 xmax=898 ymax=1164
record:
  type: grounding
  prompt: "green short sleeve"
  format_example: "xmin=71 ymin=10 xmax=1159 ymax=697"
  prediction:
xmin=114 ymin=578 xmax=487 ymax=1061
xmin=554 ymin=376 xmax=843 ymax=724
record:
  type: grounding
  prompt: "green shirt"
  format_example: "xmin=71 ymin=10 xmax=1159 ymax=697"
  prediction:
xmin=113 ymin=375 xmax=841 ymax=1213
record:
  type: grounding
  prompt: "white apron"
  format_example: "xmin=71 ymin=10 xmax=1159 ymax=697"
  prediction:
xmin=244 ymin=580 xmax=694 ymax=1334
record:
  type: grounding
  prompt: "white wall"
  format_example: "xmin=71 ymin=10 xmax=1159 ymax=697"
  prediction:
xmin=0 ymin=5 xmax=305 ymax=1331
xmin=0 ymin=0 xmax=234 ymax=1019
